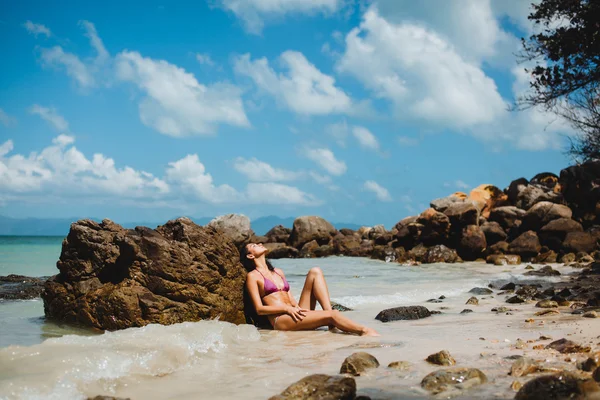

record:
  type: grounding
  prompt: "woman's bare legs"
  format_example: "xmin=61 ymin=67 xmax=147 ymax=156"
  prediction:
xmin=298 ymin=267 xmax=333 ymax=311
xmin=274 ymin=310 xmax=378 ymax=336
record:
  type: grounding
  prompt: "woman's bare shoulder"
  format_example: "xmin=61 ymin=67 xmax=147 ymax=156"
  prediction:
xmin=274 ymin=267 xmax=286 ymax=276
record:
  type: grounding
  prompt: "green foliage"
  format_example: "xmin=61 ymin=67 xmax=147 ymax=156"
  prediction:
xmin=518 ymin=0 xmax=600 ymax=161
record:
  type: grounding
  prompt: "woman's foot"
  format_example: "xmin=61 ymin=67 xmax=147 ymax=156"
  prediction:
xmin=361 ymin=327 xmax=381 ymax=337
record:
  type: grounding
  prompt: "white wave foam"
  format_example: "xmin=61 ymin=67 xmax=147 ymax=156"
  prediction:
xmin=0 ymin=320 xmax=260 ymax=400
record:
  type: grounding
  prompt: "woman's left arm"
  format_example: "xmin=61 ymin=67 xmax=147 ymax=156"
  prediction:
xmin=277 ymin=268 xmax=298 ymax=307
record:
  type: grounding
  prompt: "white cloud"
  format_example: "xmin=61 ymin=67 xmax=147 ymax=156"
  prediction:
xmin=336 ymin=7 xmax=506 ymax=128
xmin=79 ymin=20 xmax=109 ymax=65
xmin=352 ymin=126 xmax=379 ymax=151
xmin=40 ymin=46 xmax=96 ymax=88
xmin=455 ymin=180 xmax=469 ymax=190
xmin=29 ymin=105 xmax=69 ymax=132
xmin=303 ymin=147 xmax=347 ymax=176
xmin=116 ymin=51 xmax=250 ymax=137
xmin=196 ymin=53 xmax=215 ymax=67
xmin=23 ymin=21 xmax=51 ymax=37
xmin=363 ymin=180 xmax=392 ymax=202
xmin=326 ymin=120 xmax=349 ymax=146
xmin=0 ymin=108 xmax=17 ymax=127
xmin=0 ymin=136 xmax=168 ymax=196
xmin=397 ymin=136 xmax=418 ymax=146
xmin=246 ymin=182 xmax=318 ymax=205
xmin=234 ymin=51 xmax=352 ymax=115
xmin=219 ymin=0 xmax=343 ymax=34
xmin=309 ymin=171 xmax=332 ymax=185
xmin=233 ymin=157 xmax=301 ymax=181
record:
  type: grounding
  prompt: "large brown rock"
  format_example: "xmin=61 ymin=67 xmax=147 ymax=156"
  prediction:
xmin=489 ymin=206 xmax=526 ymax=230
xmin=430 ymin=195 xmax=465 ymax=213
xmin=207 ymin=214 xmax=254 ymax=247
xmin=269 ymin=374 xmax=356 ymax=400
xmin=416 ymin=208 xmax=450 ymax=245
xmin=522 ymin=202 xmax=573 ymax=232
xmin=265 ymin=243 xmax=299 ymax=259
xmin=539 ymin=218 xmax=584 ymax=249
xmin=375 ymin=306 xmax=431 ymax=322
xmin=560 ymin=161 xmax=600 ymax=227
xmin=265 ymin=225 xmax=291 ymax=243
xmin=563 ymin=232 xmax=597 ymax=254
xmin=42 ymin=218 xmax=246 ymax=330
xmin=480 ymin=221 xmax=507 ymax=245
xmin=508 ymin=231 xmax=542 ymax=260
xmin=515 ymin=372 xmax=600 ymax=400
xmin=423 ymin=245 xmax=459 ymax=264
xmin=443 ymin=202 xmax=479 ymax=230
xmin=0 ymin=275 xmax=47 ymax=300
xmin=516 ymin=185 xmax=562 ymax=210
xmin=289 ymin=216 xmax=336 ymax=249
xmin=469 ymin=184 xmax=508 ymax=218
xmin=458 ymin=225 xmax=487 ymax=260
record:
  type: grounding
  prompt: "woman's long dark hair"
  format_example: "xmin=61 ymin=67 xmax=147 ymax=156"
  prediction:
xmin=240 ymin=244 xmax=275 ymax=329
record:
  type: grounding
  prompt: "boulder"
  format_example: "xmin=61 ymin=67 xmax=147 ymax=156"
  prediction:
xmin=421 ymin=368 xmax=487 ymax=394
xmin=332 ymin=234 xmax=360 ymax=256
xmin=426 ymin=350 xmax=456 ymax=366
xmin=289 ymin=216 xmax=336 ymax=249
xmin=515 ymin=372 xmax=600 ymax=400
xmin=42 ymin=218 xmax=246 ymax=330
xmin=416 ymin=208 xmax=450 ymax=245
xmin=265 ymin=225 xmax=291 ymax=243
xmin=508 ymin=231 xmax=542 ymax=260
xmin=488 ymin=241 xmax=510 ymax=254
xmin=0 ymin=275 xmax=47 ymax=300
xmin=300 ymin=240 xmax=319 ymax=258
xmin=314 ymin=245 xmax=335 ymax=258
xmin=407 ymin=244 xmax=428 ymax=262
xmin=489 ymin=206 xmax=526 ymax=230
xmin=338 ymin=228 xmax=356 ymax=236
xmin=388 ymin=361 xmax=412 ymax=370
xmin=430 ymin=195 xmax=465 ymax=212
xmin=443 ymin=202 xmax=479 ymax=230
xmin=466 ymin=297 xmax=479 ymax=305
xmin=516 ymin=185 xmax=561 ymax=210
xmin=394 ymin=216 xmax=419 ymax=248
xmin=559 ymin=161 xmax=600 ymax=227
xmin=265 ymin=243 xmax=299 ymax=259
xmin=540 ymin=218 xmax=583 ymax=246
xmin=469 ymin=184 xmax=508 ymax=218
xmin=375 ymin=306 xmax=431 ymax=322
xmin=207 ymin=214 xmax=254 ymax=247
xmin=370 ymin=246 xmax=400 ymax=262
xmin=536 ymin=300 xmax=559 ymax=308
xmin=469 ymin=287 xmax=493 ymax=295
xmin=507 ymin=178 xmax=529 ymax=205
xmin=533 ymin=249 xmax=558 ymax=263
xmin=423 ymin=245 xmax=459 ymax=264
xmin=269 ymin=374 xmax=356 ymax=400
xmin=481 ymin=221 xmax=507 ymax=245
xmin=340 ymin=352 xmax=380 ymax=376
xmin=522 ymin=202 xmax=573 ymax=232
xmin=563 ymin=232 xmax=597 ymax=254
xmin=526 ymin=265 xmax=560 ymax=276
xmin=458 ymin=225 xmax=487 ymax=260
xmin=486 ymin=254 xmax=521 ymax=265
xmin=531 ymin=172 xmax=560 ymax=189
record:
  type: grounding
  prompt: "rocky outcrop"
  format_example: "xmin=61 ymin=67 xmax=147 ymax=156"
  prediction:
xmin=288 ymin=216 xmax=337 ymax=249
xmin=0 ymin=275 xmax=48 ymax=300
xmin=42 ymin=218 xmax=246 ymax=330
xmin=269 ymin=374 xmax=356 ymax=400
xmin=207 ymin=214 xmax=254 ymax=247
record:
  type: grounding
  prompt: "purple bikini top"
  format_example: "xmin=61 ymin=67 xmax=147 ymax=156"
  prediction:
xmin=256 ymin=269 xmax=290 ymax=297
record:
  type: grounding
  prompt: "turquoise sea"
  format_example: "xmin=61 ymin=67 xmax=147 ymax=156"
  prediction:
xmin=0 ymin=236 xmax=578 ymax=400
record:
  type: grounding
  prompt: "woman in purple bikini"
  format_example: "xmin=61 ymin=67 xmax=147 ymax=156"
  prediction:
xmin=241 ymin=243 xmax=380 ymax=336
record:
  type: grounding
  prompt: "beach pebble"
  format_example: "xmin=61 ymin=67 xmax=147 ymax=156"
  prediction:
xmin=536 ymin=300 xmax=559 ymax=308
xmin=492 ymin=306 xmax=511 ymax=313
xmin=511 ymin=380 xmax=523 ymax=391
xmin=546 ymin=338 xmax=591 ymax=354
xmin=461 ymin=309 xmax=473 ymax=314
xmin=579 ymin=353 xmax=600 ymax=371
xmin=469 ymin=287 xmax=493 ymax=295
xmin=510 ymin=357 xmax=539 ymax=377
xmin=515 ymin=339 xmax=527 ymax=349
xmin=500 ymin=282 xmax=516 ymax=291
xmin=525 ymin=265 xmax=561 ymax=276
xmin=507 ymin=295 xmax=527 ymax=304
xmin=269 ymin=374 xmax=356 ymax=400
xmin=426 ymin=350 xmax=456 ymax=366
xmin=535 ymin=309 xmax=560 ymax=316
xmin=539 ymin=335 xmax=553 ymax=340
xmin=514 ymin=372 xmax=600 ymax=400
xmin=583 ymin=311 xmax=598 ymax=318
xmin=340 ymin=352 xmax=380 ymax=376
xmin=387 ymin=361 xmax=411 ymax=371
xmin=421 ymin=368 xmax=487 ymax=394
xmin=525 ymin=265 xmax=534 ymax=270
xmin=466 ymin=296 xmax=479 ymax=305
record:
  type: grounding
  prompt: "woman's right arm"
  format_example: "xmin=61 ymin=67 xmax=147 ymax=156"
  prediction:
xmin=246 ymin=275 xmax=306 ymax=322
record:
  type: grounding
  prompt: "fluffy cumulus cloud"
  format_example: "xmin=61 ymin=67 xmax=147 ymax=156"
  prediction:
xmin=219 ymin=0 xmax=343 ymax=34
xmin=246 ymin=182 xmax=318 ymax=205
xmin=29 ymin=105 xmax=69 ymax=132
xmin=302 ymin=147 xmax=347 ymax=176
xmin=363 ymin=180 xmax=392 ymax=202
xmin=337 ymin=7 xmax=506 ymax=128
xmin=352 ymin=126 xmax=379 ymax=151
xmin=0 ymin=136 xmax=168 ymax=196
xmin=38 ymin=20 xmax=108 ymax=88
xmin=233 ymin=157 xmax=301 ymax=181
xmin=23 ymin=20 xmax=51 ymax=37
xmin=234 ymin=51 xmax=352 ymax=116
xmin=116 ymin=51 xmax=250 ymax=137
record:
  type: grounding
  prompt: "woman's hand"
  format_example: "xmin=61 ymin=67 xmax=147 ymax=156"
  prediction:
xmin=286 ymin=305 xmax=308 ymax=322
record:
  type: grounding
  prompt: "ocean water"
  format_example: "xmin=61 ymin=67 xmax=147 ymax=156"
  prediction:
xmin=0 ymin=237 xmax=577 ymax=399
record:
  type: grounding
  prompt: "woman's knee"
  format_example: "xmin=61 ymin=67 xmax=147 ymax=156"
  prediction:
xmin=329 ymin=309 xmax=340 ymax=323
xmin=308 ymin=266 xmax=323 ymax=277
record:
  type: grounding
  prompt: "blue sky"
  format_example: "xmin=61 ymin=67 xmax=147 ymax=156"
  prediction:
xmin=0 ymin=0 xmax=574 ymax=227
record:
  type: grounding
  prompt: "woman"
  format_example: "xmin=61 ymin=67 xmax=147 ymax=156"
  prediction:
xmin=241 ymin=242 xmax=380 ymax=336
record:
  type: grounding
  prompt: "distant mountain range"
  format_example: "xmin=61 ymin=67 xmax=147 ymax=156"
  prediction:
xmin=0 ymin=215 xmax=363 ymax=236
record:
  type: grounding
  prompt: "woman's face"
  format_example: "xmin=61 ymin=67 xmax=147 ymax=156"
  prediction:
xmin=245 ymin=243 xmax=267 ymax=259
